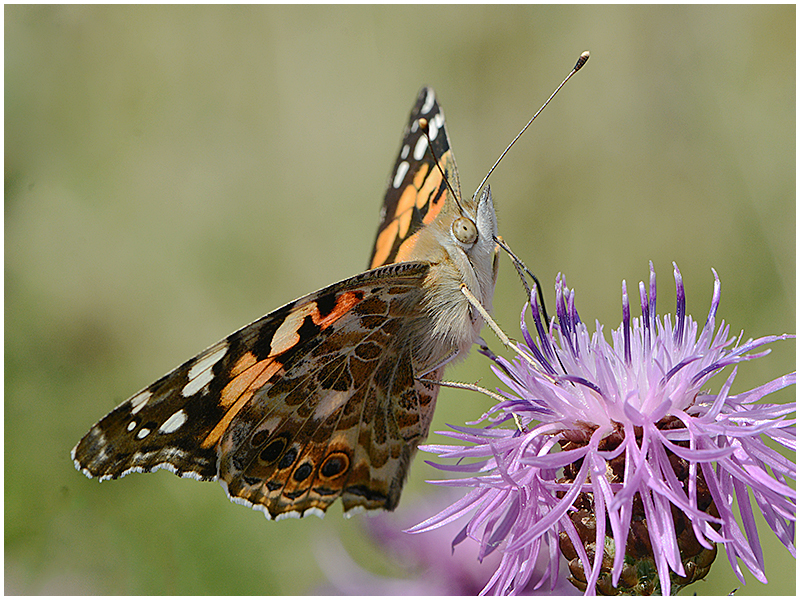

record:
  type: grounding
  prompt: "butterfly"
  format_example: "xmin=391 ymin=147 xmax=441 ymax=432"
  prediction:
xmin=72 ymin=87 xmax=499 ymax=520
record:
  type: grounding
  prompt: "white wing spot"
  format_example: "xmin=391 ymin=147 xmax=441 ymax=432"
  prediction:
xmin=159 ymin=409 xmax=188 ymax=434
xmin=127 ymin=421 xmax=137 ymax=432
xmin=130 ymin=391 xmax=151 ymax=415
xmin=392 ymin=161 xmax=409 ymax=188
xmin=136 ymin=428 xmax=151 ymax=440
xmin=413 ymin=135 xmax=428 ymax=160
xmin=421 ymin=89 xmax=435 ymax=114
xmin=400 ymin=144 xmax=409 ymax=159
xmin=182 ymin=343 xmax=229 ymax=397
xmin=428 ymin=112 xmax=443 ymax=142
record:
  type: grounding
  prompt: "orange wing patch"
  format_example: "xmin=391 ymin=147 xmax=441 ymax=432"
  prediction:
xmin=369 ymin=151 xmax=452 ymax=268
xmin=202 ymin=354 xmax=284 ymax=448
xmin=371 ymin=221 xmax=400 ymax=268
xmin=203 ymin=290 xmax=365 ymax=449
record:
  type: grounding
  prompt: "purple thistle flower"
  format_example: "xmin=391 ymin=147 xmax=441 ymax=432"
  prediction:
xmin=408 ymin=263 xmax=795 ymax=595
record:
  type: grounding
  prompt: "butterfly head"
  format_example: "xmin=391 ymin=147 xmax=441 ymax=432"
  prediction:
xmin=446 ymin=183 xmax=498 ymax=301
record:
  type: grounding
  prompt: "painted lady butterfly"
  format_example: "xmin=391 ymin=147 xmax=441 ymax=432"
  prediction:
xmin=72 ymin=87 xmax=499 ymax=520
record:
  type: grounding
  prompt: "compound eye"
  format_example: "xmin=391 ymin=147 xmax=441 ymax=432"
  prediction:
xmin=452 ymin=216 xmax=478 ymax=245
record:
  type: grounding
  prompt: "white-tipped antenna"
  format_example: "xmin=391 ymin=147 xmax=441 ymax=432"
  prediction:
xmin=472 ymin=50 xmax=590 ymax=202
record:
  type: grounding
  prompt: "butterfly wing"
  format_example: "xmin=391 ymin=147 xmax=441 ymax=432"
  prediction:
xmin=369 ymin=87 xmax=461 ymax=269
xmin=218 ymin=264 xmax=442 ymax=518
xmin=73 ymin=262 xmax=440 ymax=518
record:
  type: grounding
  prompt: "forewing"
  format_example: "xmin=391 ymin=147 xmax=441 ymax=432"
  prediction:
xmin=72 ymin=262 xmax=435 ymax=512
xmin=369 ymin=87 xmax=461 ymax=269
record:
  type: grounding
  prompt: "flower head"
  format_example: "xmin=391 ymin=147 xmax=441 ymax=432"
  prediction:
xmin=409 ymin=263 xmax=795 ymax=595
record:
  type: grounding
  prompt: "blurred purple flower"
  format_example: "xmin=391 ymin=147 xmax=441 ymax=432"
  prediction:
xmin=409 ymin=263 xmax=795 ymax=595
xmin=315 ymin=490 xmax=579 ymax=595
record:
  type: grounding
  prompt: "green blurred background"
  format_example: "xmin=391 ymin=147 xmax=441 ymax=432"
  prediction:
xmin=6 ymin=5 xmax=794 ymax=595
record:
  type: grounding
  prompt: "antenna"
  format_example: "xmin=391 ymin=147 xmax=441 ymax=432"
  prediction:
xmin=472 ymin=50 xmax=590 ymax=202
xmin=418 ymin=118 xmax=467 ymax=215
xmin=483 ymin=51 xmax=590 ymax=324
xmin=422 ymin=52 xmax=590 ymax=324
